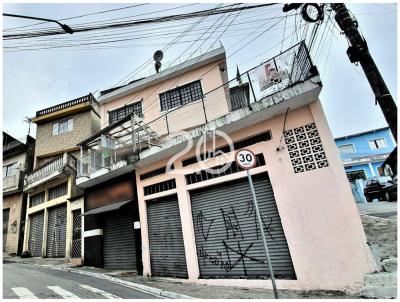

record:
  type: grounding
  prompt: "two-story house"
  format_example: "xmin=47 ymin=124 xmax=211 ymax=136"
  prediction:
xmin=22 ymin=94 xmax=100 ymax=262
xmin=335 ymin=127 xmax=396 ymax=181
xmin=3 ymin=133 xmax=35 ymax=255
xmin=75 ymin=43 xmax=375 ymax=292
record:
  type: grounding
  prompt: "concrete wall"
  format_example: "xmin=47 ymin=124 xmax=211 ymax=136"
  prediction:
xmin=34 ymin=110 xmax=99 ymax=164
xmin=100 ymin=61 xmax=229 ymax=135
xmin=134 ymin=101 xmax=375 ymax=291
xmin=3 ymin=193 xmax=24 ymax=254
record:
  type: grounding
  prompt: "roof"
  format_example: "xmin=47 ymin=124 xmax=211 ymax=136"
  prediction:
xmin=334 ymin=127 xmax=390 ymax=141
xmin=98 ymin=46 xmax=226 ymax=104
xmin=82 ymin=199 xmax=133 ymax=216
xmin=3 ymin=132 xmax=35 ymax=159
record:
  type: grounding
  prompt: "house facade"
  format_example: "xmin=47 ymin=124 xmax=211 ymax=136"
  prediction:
xmin=334 ymin=127 xmax=396 ymax=181
xmin=75 ymin=42 xmax=375 ymax=291
xmin=3 ymin=133 xmax=35 ymax=255
xmin=22 ymin=94 xmax=100 ymax=261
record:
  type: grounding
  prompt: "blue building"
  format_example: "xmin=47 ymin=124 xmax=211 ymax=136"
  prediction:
xmin=334 ymin=127 xmax=396 ymax=182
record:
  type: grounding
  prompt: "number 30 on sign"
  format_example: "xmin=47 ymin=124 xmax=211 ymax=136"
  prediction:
xmin=235 ymin=149 xmax=256 ymax=170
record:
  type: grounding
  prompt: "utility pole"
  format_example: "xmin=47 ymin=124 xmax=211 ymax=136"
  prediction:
xmin=330 ymin=4 xmax=397 ymax=142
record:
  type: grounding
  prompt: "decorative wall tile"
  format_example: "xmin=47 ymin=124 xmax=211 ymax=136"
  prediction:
xmin=285 ymin=122 xmax=329 ymax=174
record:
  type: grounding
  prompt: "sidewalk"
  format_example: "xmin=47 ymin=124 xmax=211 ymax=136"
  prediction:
xmin=4 ymin=255 xmax=359 ymax=299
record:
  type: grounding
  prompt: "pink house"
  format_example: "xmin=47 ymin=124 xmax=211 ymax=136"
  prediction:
xmin=76 ymin=43 xmax=375 ymax=292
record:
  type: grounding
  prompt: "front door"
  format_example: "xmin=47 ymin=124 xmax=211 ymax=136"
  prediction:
xmin=3 ymin=209 xmax=10 ymax=251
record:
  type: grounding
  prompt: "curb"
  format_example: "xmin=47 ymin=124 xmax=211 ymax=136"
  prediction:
xmin=55 ymin=266 xmax=194 ymax=299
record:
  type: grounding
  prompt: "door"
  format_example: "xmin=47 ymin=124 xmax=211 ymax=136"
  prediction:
xmin=190 ymin=173 xmax=296 ymax=279
xmin=71 ymin=210 xmax=82 ymax=258
xmin=28 ymin=211 xmax=44 ymax=257
xmin=103 ymin=210 xmax=136 ymax=270
xmin=3 ymin=209 xmax=10 ymax=251
xmin=147 ymin=195 xmax=188 ymax=278
xmin=46 ymin=205 xmax=67 ymax=258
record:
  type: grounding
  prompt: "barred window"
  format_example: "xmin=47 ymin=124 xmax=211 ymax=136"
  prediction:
xmin=48 ymin=182 xmax=68 ymax=200
xmin=109 ymin=101 xmax=143 ymax=125
xmin=30 ymin=192 xmax=45 ymax=207
xmin=338 ymin=144 xmax=356 ymax=154
xmin=160 ymin=80 xmax=203 ymax=111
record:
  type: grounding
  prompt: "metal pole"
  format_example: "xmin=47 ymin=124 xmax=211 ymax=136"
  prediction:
xmin=247 ymin=72 xmax=257 ymax=104
xmin=246 ymin=169 xmax=279 ymax=299
xmin=201 ymin=96 xmax=208 ymax=123
xmin=331 ymin=3 xmax=397 ymax=142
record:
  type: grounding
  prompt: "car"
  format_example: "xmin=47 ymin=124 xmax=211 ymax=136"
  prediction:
xmin=383 ymin=176 xmax=397 ymax=202
xmin=364 ymin=177 xmax=395 ymax=202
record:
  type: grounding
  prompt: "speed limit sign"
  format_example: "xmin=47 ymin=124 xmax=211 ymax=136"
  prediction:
xmin=235 ymin=149 xmax=256 ymax=170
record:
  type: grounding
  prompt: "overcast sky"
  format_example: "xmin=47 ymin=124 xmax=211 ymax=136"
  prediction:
xmin=3 ymin=2 xmax=397 ymax=141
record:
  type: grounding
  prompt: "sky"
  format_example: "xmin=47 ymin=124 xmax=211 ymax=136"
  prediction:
xmin=2 ymin=2 xmax=397 ymax=141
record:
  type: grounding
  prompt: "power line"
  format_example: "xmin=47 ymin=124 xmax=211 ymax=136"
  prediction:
xmin=4 ymin=4 xmax=277 ymax=40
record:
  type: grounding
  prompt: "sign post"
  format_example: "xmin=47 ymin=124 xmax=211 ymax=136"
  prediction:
xmin=235 ymin=149 xmax=279 ymax=299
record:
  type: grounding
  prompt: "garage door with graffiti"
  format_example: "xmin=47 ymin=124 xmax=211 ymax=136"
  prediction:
xmin=190 ymin=173 xmax=296 ymax=279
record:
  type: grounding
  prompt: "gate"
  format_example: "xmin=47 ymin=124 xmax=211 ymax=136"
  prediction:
xmin=71 ymin=210 xmax=82 ymax=258
xmin=46 ymin=205 xmax=67 ymax=258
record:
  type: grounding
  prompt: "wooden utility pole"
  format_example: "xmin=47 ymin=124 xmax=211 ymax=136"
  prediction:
xmin=331 ymin=3 xmax=397 ymax=142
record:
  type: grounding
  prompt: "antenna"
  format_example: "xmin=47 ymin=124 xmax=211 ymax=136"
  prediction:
xmin=23 ymin=116 xmax=33 ymax=136
xmin=153 ymin=50 xmax=163 ymax=73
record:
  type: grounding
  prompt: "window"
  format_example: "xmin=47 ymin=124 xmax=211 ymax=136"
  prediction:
xmin=369 ymin=138 xmax=387 ymax=149
xmin=52 ymin=119 xmax=73 ymax=135
xmin=160 ymin=80 xmax=203 ymax=111
xmin=30 ymin=192 xmax=45 ymax=207
xmin=338 ymin=144 xmax=356 ymax=154
xmin=3 ymin=163 xmax=18 ymax=178
xmin=108 ymin=101 xmax=143 ymax=125
xmin=48 ymin=182 xmax=67 ymax=200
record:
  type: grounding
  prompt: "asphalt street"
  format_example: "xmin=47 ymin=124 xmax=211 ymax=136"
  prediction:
xmin=3 ymin=261 xmax=160 ymax=299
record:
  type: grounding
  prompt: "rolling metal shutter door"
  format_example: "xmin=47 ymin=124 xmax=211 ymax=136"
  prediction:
xmin=190 ymin=173 xmax=296 ymax=279
xmin=28 ymin=211 xmax=44 ymax=257
xmin=46 ymin=205 xmax=67 ymax=258
xmin=147 ymin=195 xmax=188 ymax=278
xmin=103 ymin=211 xmax=136 ymax=270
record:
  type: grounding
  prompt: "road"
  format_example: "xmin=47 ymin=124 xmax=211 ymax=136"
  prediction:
xmin=3 ymin=261 xmax=160 ymax=299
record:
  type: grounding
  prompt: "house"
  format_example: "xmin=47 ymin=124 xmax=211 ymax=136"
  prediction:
xmin=22 ymin=94 xmax=100 ymax=261
xmin=75 ymin=42 xmax=375 ymax=292
xmin=334 ymin=127 xmax=396 ymax=182
xmin=3 ymin=133 xmax=35 ymax=255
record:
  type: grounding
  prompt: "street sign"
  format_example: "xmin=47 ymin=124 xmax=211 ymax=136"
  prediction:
xmin=235 ymin=149 xmax=257 ymax=170
xmin=236 ymin=149 xmax=279 ymax=299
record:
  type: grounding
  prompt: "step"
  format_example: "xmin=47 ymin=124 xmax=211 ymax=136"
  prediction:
xmin=364 ymin=272 xmax=397 ymax=287
xmin=360 ymin=285 xmax=397 ymax=299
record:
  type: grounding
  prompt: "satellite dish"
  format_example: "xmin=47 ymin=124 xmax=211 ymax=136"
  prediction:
xmin=153 ymin=50 xmax=163 ymax=62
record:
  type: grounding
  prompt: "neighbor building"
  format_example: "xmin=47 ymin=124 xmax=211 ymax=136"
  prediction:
xmin=22 ymin=94 xmax=100 ymax=261
xmin=3 ymin=132 xmax=35 ymax=255
xmin=334 ymin=127 xmax=396 ymax=182
xmin=75 ymin=42 xmax=375 ymax=292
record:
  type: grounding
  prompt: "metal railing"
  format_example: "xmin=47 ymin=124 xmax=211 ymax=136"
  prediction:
xmin=36 ymin=94 xmax=95 ymax=117
xmin=25 ymin=153 xmax=76 ymax=186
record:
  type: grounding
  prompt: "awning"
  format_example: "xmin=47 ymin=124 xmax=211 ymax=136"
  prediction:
xmin=82 ymin=199 xmax=133 ymax=216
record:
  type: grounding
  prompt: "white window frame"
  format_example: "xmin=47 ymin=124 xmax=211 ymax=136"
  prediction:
xmin=368 ymin=138 xmax=387 ymax=149
xmin=52 ymin=118 xmax=73 ymax=136
xmin=338 ymin=143 xmax=356 ymax=154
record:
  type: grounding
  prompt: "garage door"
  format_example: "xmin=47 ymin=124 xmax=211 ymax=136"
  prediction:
xmin=147 ymin=195 xmax=188 ymax=278
xmin=190 ymin=173 xmax=296 ymax=279
xmin=103 ymin=210 xmax=137 ymax=270
xmin=28 ymin=211 xmax=44 ymax=257
xmin=46 ymin=205 xmax=67 ymax=258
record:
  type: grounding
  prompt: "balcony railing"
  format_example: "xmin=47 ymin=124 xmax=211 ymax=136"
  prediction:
xmin=25 ymin=153 xmax=76 ymax=186
xmin=36 ymin=94 xmax=95 ymax=117
xmin=3 ymin=171 xmax=22 ymax=192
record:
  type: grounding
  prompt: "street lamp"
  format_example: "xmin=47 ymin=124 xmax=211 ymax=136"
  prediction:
xmin=3 ymin=13 xmax=74 ymax=34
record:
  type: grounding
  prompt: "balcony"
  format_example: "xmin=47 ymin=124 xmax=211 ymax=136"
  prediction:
xmin=3 ymin=170 xmax=23 ymax=195
xmin=25 ymin=153 xmax=76 ymax=191
xmin=76 ymin=41 xmax=317 ymax=187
